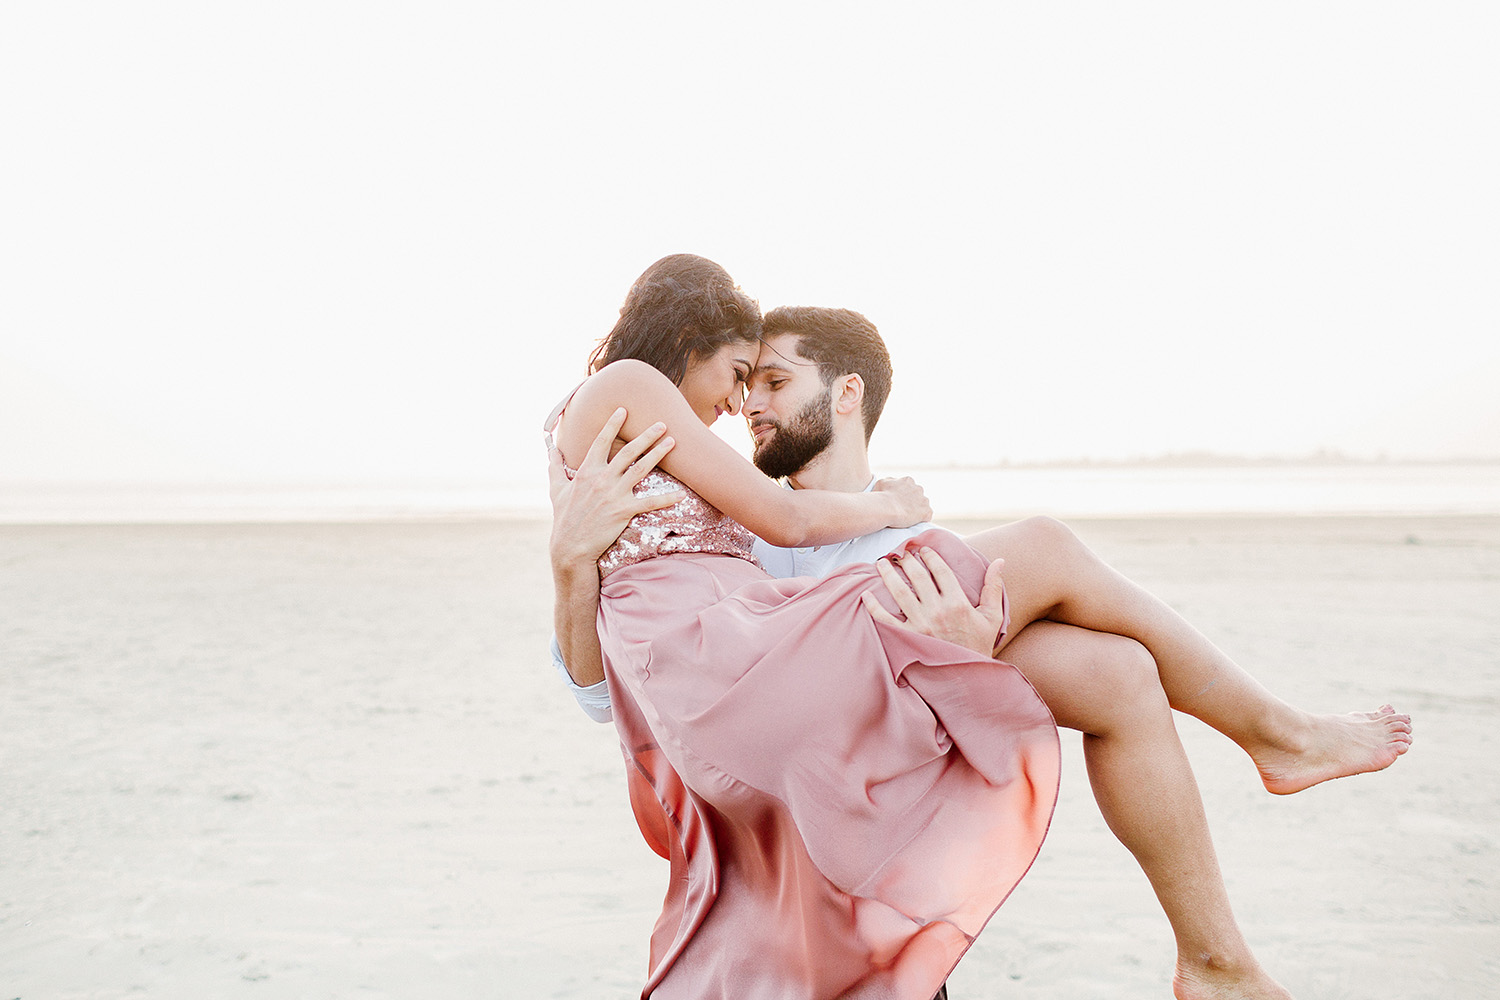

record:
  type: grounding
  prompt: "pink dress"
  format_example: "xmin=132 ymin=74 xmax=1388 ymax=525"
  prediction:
xmin=582 ymin=466 xmax=1060 ymax=999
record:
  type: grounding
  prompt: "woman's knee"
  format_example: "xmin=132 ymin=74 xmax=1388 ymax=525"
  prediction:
xmin=1093 ymin=635 xmax=1169 ymax=716
xmin=1016 ymin=515 xmax=1091 ymax=566
xmin=1032 ymin=631 xmax=1170 ymax=737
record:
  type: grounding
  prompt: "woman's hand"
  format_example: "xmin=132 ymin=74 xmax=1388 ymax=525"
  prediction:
xmin=872 ymin=476 xmax=932 ymax=528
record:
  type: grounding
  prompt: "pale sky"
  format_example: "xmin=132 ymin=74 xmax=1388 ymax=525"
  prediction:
xmin=2 ymin=3 xmax=1496 ymax=491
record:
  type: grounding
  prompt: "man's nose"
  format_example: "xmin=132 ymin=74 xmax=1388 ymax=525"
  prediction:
xmin=743 ymin=388 xmax=766 ymax=417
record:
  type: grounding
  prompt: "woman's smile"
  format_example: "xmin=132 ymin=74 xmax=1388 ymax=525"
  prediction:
xmin=679 ymin=342 xmax=760 ymax=426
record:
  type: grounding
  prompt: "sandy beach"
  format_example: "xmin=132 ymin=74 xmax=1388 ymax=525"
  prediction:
xmin=3 ymin=514 xmax=1497 ymax=999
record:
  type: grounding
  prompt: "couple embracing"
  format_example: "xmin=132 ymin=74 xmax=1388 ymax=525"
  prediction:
xmin=544 ymin=254 xmax=1411 ymax=999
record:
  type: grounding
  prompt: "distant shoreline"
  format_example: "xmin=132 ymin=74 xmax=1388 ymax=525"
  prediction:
xmin=894 ymin=453 xmax=1500 ymax=471
xmin=4 ymin=459 xmax=1499 ymax=524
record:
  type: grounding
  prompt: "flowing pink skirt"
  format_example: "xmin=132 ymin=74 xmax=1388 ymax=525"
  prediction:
xmin=598 ymin=529 xmax=1060 ymax=1000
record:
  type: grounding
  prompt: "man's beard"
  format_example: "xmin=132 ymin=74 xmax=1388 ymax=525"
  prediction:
xmin=752 ymin=387 xmax=835 ymax=480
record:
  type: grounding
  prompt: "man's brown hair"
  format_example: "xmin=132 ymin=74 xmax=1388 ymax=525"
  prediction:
xmin=762 ymin=306 xmax=892 ymax=442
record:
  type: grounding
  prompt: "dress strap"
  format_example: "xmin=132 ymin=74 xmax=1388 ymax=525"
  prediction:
xmin=543 ymin=381 xmax=584 ymax=435
xmin=543 ymin=381 xmax=586 ymax=475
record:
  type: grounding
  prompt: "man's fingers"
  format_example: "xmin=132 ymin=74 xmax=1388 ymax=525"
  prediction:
xmin=611 ymin=420 xmax=669 ymax=470
xmin=876 ymin=551 xmax=930 ymax=620
xmin=625 ymin=433 xmax=675 ymax=487
xmin=979 ymin=557 xmax=1007 ymax=611
xmin=582 ymin=407 xmax=629 ymax=467
xmin=979 ymin=558 xmax=1009 ymax=649
xmin=874 ymin=557 xmax=919 ymax=618
xmin=861 ymin=590 xmax=904 ymax=627
xmin=916 ymin=547 xmax=965 ymax=598
xmin=631 ymin=487 xmax=685 ymax=515
xmin=896 ymin=548 xmax=939 ymax=601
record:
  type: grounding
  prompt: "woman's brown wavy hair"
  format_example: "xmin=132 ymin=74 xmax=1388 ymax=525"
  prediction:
xmin=589 ymin=254 xmax=762 ymax=385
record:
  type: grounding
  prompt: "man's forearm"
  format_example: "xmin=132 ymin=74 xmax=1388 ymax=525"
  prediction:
xmin=553 ymin=557 xmax=607 ymax=687
xmin=545 ymin=408 xmax=682 ymax=698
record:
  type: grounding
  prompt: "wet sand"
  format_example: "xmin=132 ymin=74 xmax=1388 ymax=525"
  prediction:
xmin=2 ymin=516 xmax=1497 ymax=998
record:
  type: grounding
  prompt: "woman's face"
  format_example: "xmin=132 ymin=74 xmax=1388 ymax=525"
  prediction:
xmin=678 ymin=340 xmax=760 ymax=426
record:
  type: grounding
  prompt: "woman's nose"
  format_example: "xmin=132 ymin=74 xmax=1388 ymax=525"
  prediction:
xmin=725 ymin=387 xmax=743 ymax=416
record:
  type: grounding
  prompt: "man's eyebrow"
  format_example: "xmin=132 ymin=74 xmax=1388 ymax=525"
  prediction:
xmin=756 ymin=336 xmax=817 ymax=368
xmin=751 ymin=360 xmax=794 ymax=374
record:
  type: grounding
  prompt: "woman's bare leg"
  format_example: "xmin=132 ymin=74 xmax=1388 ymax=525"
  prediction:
xmin=968 ymin=517 xmax=1412 ymax=794
xmin=1004 ymin=622 xmax=1291 ymax=999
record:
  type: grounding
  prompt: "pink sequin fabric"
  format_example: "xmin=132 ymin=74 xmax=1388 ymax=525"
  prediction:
xmin=542 ymin=385 xmax=759 ymax=578
xmin=594 ymin=469 xmax=761 ymax=578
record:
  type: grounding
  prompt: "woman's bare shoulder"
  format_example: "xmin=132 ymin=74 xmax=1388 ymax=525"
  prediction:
xmin=567 ymin=360 xmax=679 ymax=421
xmin=573 ymin=359 xmax=673 ymax=402
xmin=555 ymin=360 xmax=684 ymax=462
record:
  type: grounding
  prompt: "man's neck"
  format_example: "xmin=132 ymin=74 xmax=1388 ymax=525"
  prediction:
xmin=784 ymin=439 xmax=873 ymax=494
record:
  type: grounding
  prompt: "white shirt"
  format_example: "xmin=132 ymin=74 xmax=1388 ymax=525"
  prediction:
xmin=749 ymin=523 xmax=938 ymax=580
xmin=552 ymin=479 xmax=937 ymax=722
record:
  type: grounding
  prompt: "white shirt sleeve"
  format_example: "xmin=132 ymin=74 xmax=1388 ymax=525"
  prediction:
xmin=550 ymin=633 xmax=614 ymax=723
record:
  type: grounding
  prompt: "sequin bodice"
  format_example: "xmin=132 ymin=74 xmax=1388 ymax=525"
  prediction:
xmin=545 ymin=385 xmax=760 ymax=578
xmin=589 ymin=468 xmax=761 ymax=578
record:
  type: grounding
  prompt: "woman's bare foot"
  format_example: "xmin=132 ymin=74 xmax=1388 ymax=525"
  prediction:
xmin=1252 ymin=704 xmax=1413 ymax=795
xmin=1173 ymin=953 xmax=1294 ymax=1000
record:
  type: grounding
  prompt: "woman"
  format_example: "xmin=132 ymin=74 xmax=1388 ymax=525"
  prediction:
xmin=548 ymin=255 xmax=1060 ymax=999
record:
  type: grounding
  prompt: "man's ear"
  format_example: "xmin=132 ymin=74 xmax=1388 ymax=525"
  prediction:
xmin=834 ymin=373 xmax=864 ymax=417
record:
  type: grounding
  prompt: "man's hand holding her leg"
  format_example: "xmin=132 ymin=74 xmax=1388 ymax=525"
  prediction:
xmin=862 ymin=547 xmax=1009 ymax=658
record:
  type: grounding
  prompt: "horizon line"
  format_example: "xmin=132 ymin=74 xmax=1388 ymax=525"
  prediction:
xmin=4 ymin=452 xmax=1500 ymax=491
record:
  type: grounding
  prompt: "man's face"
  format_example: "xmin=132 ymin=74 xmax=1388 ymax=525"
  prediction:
xmin=744 ymin=333 xmax=835 ymax=479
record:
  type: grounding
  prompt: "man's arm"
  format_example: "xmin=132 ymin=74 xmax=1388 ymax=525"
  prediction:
xmin=548 ymin=408 xmax=682 ymax=689
xmin=860 ymin=545 xmax=1009 ymax=657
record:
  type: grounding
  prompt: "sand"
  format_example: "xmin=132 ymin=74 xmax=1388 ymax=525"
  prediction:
xmin=2 ymin=515 xmax=1497 ymax=998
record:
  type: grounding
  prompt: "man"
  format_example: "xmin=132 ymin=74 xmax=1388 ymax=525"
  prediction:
xmin=549 ymin=306 xmax=1402 ymax=999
